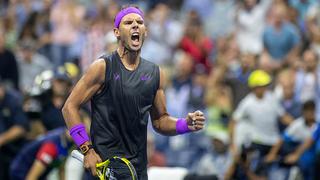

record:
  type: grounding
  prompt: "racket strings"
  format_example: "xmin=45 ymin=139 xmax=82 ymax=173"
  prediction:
xmin=105 ymin=158 xmax=137 ymax=180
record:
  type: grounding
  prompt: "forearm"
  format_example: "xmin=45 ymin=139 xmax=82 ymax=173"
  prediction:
xmin=268 ymin=139 xmax=283 ymax=157
xmin=280 ymin=114 xmax=293 ymax=126
xmin=152 ymin=114 xmax=178 ymax=136
xmin=26 ymin=160 xmax=46 ymax=180
xmin=62 ymin=102 xmax=83 ymax=129
xmin=294 ymin=137 xmax=314 ymax=157
xmin=0 ymin=125 xmax=25 ymax=146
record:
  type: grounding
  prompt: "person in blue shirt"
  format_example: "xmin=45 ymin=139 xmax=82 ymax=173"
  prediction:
xmin=263 ymin=4 xmax=300 ymax=63
xmin=265 ymin=100 xmax=316 ymax=180
xmin=10 ymin=127 xmax=75 ymax=180
xmin=0 ymin=78 xmax=29 ymax=180
xmin=285 ymin=118 xmax=320 ymax=179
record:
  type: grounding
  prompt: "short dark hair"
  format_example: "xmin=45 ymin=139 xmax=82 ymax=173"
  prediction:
xmin=302 ymin=100 xmax=316 ymax=111
xmin=120 ymin=4 xmax=140 ymax=11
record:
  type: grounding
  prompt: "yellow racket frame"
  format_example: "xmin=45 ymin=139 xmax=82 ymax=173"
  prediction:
xmin=96 ymin=156 xmax=137 ymax=180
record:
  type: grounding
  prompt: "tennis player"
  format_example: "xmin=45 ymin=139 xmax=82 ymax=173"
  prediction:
xmin=62 ymin=5 xmax=206 ymax=179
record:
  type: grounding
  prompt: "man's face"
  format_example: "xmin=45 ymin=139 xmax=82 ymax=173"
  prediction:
xmin=303 ymin=109 xmax=315 ymax=124
xmin=303 ymin=50 xmax=317 ymax=71
xmin=115 ymin=13 xmax=147 ymax=52
xmin=253 ymin=86 xmax=267 ymax=98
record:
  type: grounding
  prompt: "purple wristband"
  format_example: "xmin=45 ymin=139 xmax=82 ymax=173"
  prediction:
xmin=69 ymin=124 xmax=89 ymax=147
xmin=176 ymin=118 xmax=191 ymax=134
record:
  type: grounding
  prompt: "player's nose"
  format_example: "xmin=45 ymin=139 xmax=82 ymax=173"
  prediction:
xmin=131 ymin=20 xmax=139 ymax=29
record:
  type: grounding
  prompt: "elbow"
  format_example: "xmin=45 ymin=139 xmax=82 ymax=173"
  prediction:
xmin=61 ymin=103 xmax=69 ymax=118
xmin=152 ymin=120 xmax=161 ymax=133
xmin=62 ymin=101 xmax=74 ymax=120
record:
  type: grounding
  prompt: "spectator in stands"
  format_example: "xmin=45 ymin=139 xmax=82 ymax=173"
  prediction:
xmin=2 ymin=14 xmax=18 ymax=50
xmin=40 ymin=66 xmax=74 ymax=131
xmin=229 ymin=70 xmax=293 ymax=159
xmin=80 ymin=8 xmax=109 ymax=72
xmin=0 ymin=27 xmax=19 ymax=90
xmin=164 ymin=50 xmax=207 ymax=168
xmin=275 ymin=69 xmax=302 ymax=132
xmin=294 ymin=49 xmax=320 ymax=120
xmin=196 ymin=131 xmax=232 ymax=180
xmin=17 ymin=38 xmax=52 ymax=94
xmin=180 ymin=10 xmax=213 ymax=73
xmin=305 ymin=3 xmax=320 ymax=58
xmin=204 ymin=0 xmax=236 ymax=39
xmin=142 ymin=3 xmax=184 ymax=66
xmin=18 ymin=11 xmax=38 ymax=43
xmin=36 ymin=0 xmax=54 ymax=63
xmin=285 ymin=121 xmax=320 ymax=179
xmin=236 ymin=0 xmax=272 ymax=54
xmin=204 ymin=66 xmax=232 ymax=134
xmin=10 ymin=127 xmax=76 ymax=180
xmin=295 ymin=49 xmax=319 ymax=102
xmin=265 ymin=100 xmax=316 ymax=180
xmin=50 ymin=0 xmax=85 ymax=67
xmin=212 ymin=52 xmax=256 ymax=110
xmin=263 ymin=3 xmax=300 ymax=65
xmin=188 ymin=64 xmax=208 ymax=112
xmin=0 ymin=78 xmax=29 ymax=180
xmin=288 ymin=0 xmax=318 ymax=28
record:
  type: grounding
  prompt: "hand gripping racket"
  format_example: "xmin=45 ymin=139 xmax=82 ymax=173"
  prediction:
xmin=71 ymin=150 xmax=138 ymax=180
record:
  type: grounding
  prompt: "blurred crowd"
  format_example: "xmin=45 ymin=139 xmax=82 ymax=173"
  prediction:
xmin=1 ymin=0 xmax=320 ymax=179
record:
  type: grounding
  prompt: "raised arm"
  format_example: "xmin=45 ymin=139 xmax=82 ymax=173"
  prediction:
xmin=150 ymin=68 xmax=205 ymax=136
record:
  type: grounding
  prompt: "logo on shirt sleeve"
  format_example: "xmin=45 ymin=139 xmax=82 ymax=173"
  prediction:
xmin=40 ymin=153 xmax=53 ymax=164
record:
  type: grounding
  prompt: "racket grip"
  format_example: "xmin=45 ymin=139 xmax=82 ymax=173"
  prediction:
xmin=71 ymin=150 xmax=84 ymax=163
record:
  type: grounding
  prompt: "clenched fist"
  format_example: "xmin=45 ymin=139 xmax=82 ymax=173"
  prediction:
xmin=186 ymin=110 xmax=206 ymax=131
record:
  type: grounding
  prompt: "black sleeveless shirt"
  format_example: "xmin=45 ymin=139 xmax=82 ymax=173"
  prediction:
xmin=90 ymin=51 xmax=160 ymax=172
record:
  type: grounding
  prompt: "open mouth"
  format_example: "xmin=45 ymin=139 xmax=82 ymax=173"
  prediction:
xmin=131 ymin=32 xmax=140 ymax=46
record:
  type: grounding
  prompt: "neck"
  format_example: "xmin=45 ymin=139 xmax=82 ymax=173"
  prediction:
xmin=117 ymin=46 xmax=140 ymax=70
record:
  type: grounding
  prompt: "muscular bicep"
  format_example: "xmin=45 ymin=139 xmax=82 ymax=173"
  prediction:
xmin=63 ymin=59 xmax=106 ymax=128
xmin=150 ymin=67 xmax=168 ymax=121
xmin=150 ymin=88 xmax=168 ymax=121
xmin=66 ymin=59 xmax=105 ymax=105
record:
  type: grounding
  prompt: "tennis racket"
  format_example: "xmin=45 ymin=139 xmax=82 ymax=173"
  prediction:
xmin=71 ymin=150 xmax=138 ymax=180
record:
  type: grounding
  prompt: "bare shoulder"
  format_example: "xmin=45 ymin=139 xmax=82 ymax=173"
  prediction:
xmin=83 ymin=59 xmax=107 ymax=84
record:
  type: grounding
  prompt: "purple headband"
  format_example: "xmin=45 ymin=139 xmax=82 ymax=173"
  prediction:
xmin=114 ymin=7 xmax=144 ymax=28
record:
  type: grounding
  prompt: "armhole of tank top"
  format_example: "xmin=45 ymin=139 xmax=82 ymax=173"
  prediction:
xmin=93 ymin=57 xmax=110 ymax=98
xmin=155 ymin=65 xmax=160 ymax=95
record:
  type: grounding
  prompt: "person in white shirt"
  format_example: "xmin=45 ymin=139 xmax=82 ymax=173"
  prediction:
xmin=230 ymin=70 xmax=293 ymax=154
xmin=265 ymin=100 xmax=316 ymax=180
xmin=228 ymin=70 xmax=294 ymax=179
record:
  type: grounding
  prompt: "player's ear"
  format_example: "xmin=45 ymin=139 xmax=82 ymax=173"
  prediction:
xmin=113 ymin=28 xmax=120 ymax=40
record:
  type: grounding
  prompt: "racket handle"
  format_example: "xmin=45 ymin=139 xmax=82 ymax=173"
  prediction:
xmin=71 ymin=150 xmax=84 ymax=163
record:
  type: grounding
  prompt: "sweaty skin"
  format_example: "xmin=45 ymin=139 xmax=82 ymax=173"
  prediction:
xmin=62 ymin=12 xmax=205 ymax=176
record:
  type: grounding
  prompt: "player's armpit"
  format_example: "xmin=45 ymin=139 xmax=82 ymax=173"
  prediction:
xmin=62 ymin=59 xmax=106 ymax=128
